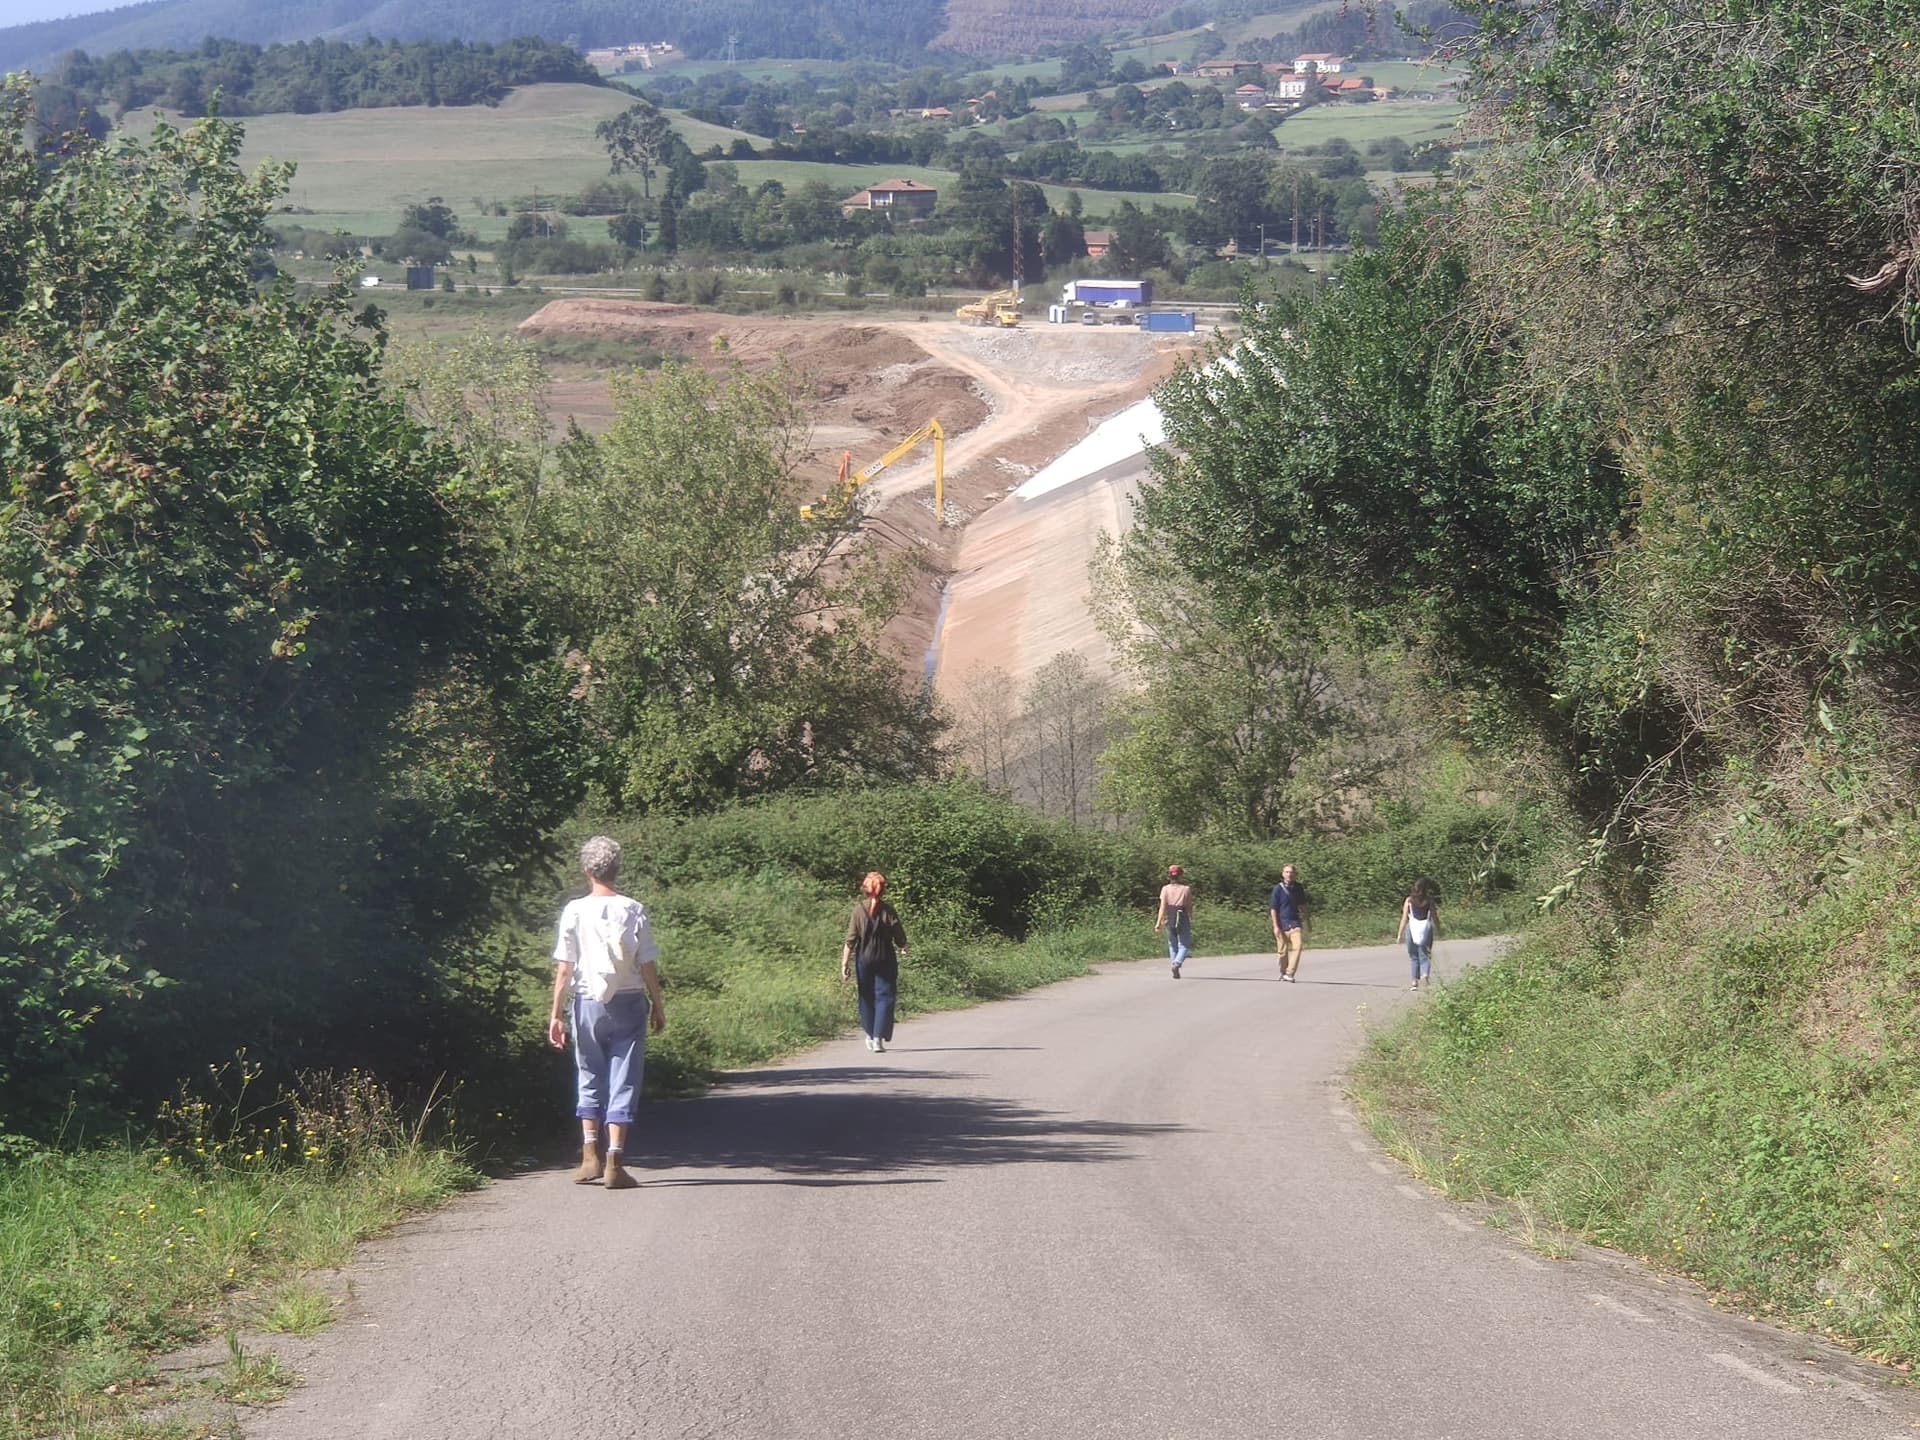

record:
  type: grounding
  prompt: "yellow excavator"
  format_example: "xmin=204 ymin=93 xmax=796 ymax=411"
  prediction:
xmin=801 ymin=418 xmax=946 ymax=523
xmin=954 ymin=288 xmax=1021 ymax=327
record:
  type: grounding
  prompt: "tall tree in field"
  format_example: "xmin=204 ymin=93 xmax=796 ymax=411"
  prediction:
xmin=596 ymin=99 xmax=675 ymax=199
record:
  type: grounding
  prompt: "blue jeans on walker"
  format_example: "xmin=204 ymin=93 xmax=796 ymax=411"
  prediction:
xmin=857 ymin=958 xmax=898 ymax=1042
xmin=1166 ymin=910 xmax=1191 ymax=970
xmin=1407 ymin=938 xmax=1432 ymax=985
xmin=573 ymin=990 xmax=650 ymax=1126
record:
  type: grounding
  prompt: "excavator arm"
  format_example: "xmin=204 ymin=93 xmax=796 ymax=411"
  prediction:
xmin=802 ymin=419 xmax=946 ymax=523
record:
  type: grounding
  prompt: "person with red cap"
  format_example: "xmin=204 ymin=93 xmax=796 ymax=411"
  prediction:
xmin=1154 ymin=864 xmax=1195 ymax=978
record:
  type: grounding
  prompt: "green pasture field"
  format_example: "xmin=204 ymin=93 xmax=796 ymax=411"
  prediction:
xmin=1271 ymin=99 xmax=1468 ymax=150
xmin=1355 ymin=60 xmax=1467 ymax=92
xmin=127 ymin=86 xmax=750 ymax=222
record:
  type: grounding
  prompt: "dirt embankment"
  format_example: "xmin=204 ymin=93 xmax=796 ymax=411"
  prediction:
xmin=516 ymin=299 xmax=1200 ymax=685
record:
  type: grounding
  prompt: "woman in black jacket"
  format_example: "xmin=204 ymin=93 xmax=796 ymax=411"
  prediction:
xmin=840 ymin=871 xmax=908 ymax=1052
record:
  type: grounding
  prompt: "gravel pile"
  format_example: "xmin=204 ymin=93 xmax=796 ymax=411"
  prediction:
xmin=945 ymin=326 xmax=1152 ymax=386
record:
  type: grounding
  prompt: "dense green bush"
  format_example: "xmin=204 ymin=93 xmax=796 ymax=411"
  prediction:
xmin=0 ymin=91 xmax=581 ymax=1133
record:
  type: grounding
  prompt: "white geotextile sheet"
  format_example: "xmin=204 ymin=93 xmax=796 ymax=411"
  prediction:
xmin=1012 ymin=396 xmax=1166 ymax=501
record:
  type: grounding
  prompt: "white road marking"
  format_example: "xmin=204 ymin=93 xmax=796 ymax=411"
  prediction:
xmin=1587 ymin=1293 xmax=1653 ymax=1323
xmin=1439 ymin=1213 xmax=1472 ymax=1233
xmin=1348 ymin=1138 xmax=1370 ymax=1153
xmin=1395 ymin=1184 xmax=1423 ymax=1201
xmin=1708 ymin=1353 xmax=1802 ymax=1396
xmin=1502 ymin=1252 xmax=1547 ymax=1271
xmin=1367 ymin=1161 xmax=1391 ymax=1175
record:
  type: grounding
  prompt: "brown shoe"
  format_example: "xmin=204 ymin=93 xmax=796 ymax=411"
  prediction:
xmin=602 ymin=1151 xmax=638 ymax=1190
xmin=573 ymin=1140 xmax=603 ymax=1184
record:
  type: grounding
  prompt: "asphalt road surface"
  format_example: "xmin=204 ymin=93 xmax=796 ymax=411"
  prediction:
xmin=248 ymin=940 xmax=1920 ymax=1440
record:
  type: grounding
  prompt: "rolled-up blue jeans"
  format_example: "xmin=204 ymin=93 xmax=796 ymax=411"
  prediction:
xmin=572 ymin=990 xmax=650 ymax=1126
xmin=857 ymin=958 xmax=898 ymax=1042
xmin=1407 ymin=938 xmax=1432 ymax=984
xmin=1166 ymin=910 xmax=1191 ymax=969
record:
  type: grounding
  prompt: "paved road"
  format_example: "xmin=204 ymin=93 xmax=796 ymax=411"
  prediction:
xmin=249 ymin=940 xmax=1918 ymax=1439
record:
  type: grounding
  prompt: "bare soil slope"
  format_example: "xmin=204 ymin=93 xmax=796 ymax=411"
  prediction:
xmin=517 ymin=299 xmax=1196 ymax=687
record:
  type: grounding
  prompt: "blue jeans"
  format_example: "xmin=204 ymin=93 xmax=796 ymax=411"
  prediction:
xmin=1166 ymin=911 xmax=1191 ymax=969
xmin=1407 ymin=938 xmax=1432 ymax=984
xmin=857 ymin=959 xmax=898 ymax=1041
xmin=572 ymin=991 xmax=650 ymax=1126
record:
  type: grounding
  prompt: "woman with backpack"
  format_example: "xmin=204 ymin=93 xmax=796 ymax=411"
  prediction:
xmin=842 ymin=871 xmax=909 ymax=1052
xmin=546 ymin=835 xmax=667 ymax=1190
xmin=1396 ymin=877 xmax=1440 ymax=991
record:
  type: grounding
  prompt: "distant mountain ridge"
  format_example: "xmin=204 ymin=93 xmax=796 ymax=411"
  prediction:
xmin=0 ymin=0 xmax=964 ymax=73
xmin=2 ymin=0 xmax=1200 ymax=77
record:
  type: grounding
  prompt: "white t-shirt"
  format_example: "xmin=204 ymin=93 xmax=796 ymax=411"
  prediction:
xmin=553 ymin=894 xmax=658 ymax=1002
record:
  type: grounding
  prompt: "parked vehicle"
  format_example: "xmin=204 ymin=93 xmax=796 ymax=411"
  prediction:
xmin=1060 ymin=278 xmax=1153 ymax=307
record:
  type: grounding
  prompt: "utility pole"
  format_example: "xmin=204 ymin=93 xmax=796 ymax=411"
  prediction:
xmin=1292 ymin=171 xmax=1301 ymax=252
xmin=1011 ymin=186 xmax=1024 ymax=294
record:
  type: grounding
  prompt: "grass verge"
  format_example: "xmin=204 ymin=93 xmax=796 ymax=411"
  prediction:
xmin=1351 ymin=821 xmax=1920 ymax=1369
xmin=1 ymin=1074 xmax=477 ymax=1440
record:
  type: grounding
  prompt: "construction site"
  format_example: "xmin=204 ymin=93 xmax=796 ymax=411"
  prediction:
xmin=515 ymin=298 xmax=1207 ymax=705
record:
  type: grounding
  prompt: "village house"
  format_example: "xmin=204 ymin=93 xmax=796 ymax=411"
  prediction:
xmin=840 ymin=178 xmax=939 ymax=219
xmin=917 ymin=105 xmax=954 ymax=121
xmin=1083 ymin=229 xmax=1114 ymax=259
xmin=1293 ymin=52 xmax=1347 ymax=73
xmin=1270 ymin=72 xmax=1310 ymax=100
xmin=1235 ymin=82 xmax=1269 ymax=109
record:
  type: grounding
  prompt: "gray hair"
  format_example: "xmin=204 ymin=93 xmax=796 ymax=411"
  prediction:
xmin=579 ymin=835 xmax=622 ymax=883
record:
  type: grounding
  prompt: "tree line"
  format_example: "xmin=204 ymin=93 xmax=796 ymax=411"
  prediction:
xmin=0 ymin=81 xmax=938 ymax=1135
xmin=34 ymin=35 xmax=601 ymax=126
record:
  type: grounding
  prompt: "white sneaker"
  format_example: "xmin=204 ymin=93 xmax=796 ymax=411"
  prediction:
xmin=873 ymin=1037 xmax=886 ymax=1052
xmin=864 ymin=1035 xmax=876 ymax=1051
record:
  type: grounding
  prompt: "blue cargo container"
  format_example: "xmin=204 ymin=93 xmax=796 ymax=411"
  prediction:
xmin=1140 ymin=310 xmax=1197 ymax=333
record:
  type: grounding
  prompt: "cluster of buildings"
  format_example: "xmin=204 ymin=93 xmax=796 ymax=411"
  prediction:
xmin=1190 ymin=54 xmax=1389 ymax=108
xmin=583 ymin=42 xmax=675 ymax=70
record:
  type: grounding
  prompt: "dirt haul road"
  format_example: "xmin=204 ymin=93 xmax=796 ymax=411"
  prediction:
xmin=515 ymin=302 xmax=1194 ymax=692
xmin=243 ymin=940 xmax=1918 ymax=1440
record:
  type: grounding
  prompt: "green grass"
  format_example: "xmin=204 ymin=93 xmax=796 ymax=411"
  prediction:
xmin=1270 ymin=99 xmax=1469 ymax=151
xmin=0 ymin=1073 xmax=477 ymax=1440
xmin=1353 ymin=819 xmax=1920 ymax=1368
xmin=127 ymin=85 xmax=744 ymax=223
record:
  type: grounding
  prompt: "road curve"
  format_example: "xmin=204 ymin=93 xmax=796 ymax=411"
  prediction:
xmin=248 ymin=940 xmax=1916 ymax=1440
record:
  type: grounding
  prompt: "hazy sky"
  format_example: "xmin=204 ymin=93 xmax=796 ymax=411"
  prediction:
xmin=3 ymin=0 xmax=136 ymax=25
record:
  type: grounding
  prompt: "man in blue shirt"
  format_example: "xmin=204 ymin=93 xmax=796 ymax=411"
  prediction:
xmin=1269 ymin=863 xmax=1310 ymax=982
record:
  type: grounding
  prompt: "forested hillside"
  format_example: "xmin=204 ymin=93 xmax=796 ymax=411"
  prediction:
xmin=929 ymin=0 xmax=1167 ymax=53
xmin=37 ymin=36 xmax=600 ymax=123
xmin=0 ymin=0 xmax=950 ymax=73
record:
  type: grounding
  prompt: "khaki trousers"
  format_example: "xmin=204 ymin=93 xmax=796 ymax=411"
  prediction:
xmin=1276 ymin=926 xmax=1304 ymax=977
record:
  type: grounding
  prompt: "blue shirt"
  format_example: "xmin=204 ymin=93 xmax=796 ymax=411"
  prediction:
xmin=1269 ymin=880 xmax=1308 ymax=929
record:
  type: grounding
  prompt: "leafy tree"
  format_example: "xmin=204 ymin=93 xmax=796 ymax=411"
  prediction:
xmin=1042 ymin=208 xmax=1087 ymax=268
xmin=1104 ymin=200 xmax=1171 ymax=273
xmin=1091 ymin=531 xmax=1419 ymax=839
xmin=1145 ymin=217 xmax=1634 ymax=810
xmin=536 ymin=364 xmax=945 ymax=812
xmin=0 ymin=89 xmax=582 ymax=1124
xmin=596 ymin=99 xmax=674 ymax=199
